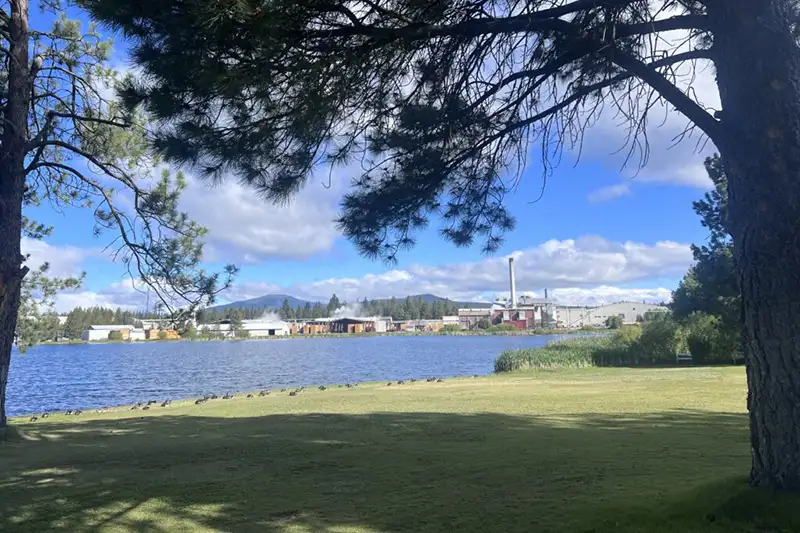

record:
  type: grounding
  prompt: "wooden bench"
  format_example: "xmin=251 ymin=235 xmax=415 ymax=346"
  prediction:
xmin=675 ymin=352 xmax=693 ymax=364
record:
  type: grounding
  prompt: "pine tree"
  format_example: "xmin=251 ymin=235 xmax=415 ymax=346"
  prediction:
xmin=80 ymin=0 xmax=800 ymax=488
xmin=327 ymin=294 xmax=341 ymax=317
xmin=280 ymin=299 xmax=294 ymax=320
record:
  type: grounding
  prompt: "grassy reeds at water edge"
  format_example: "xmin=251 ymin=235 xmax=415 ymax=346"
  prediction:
xmin=495 ymin=337 xmax=632 ymax=372
xmin=494 ymin=324 xmax=702 ymax=372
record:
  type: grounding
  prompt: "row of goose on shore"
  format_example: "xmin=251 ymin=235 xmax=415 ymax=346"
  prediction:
xmin=26 ymin=374 xmax=480 ymax=422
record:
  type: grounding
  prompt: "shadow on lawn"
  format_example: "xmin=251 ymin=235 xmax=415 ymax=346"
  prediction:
xmin=0 ymin=409 xmax=790 ymax=533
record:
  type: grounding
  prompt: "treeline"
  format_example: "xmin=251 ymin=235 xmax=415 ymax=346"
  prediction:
xmin=197 ymin=295 xmax=463 ymax=323
xmin=358 ymin=297 xmax=461 ymax=321
xmin=62 ymin=307 xmax=161 ymax=339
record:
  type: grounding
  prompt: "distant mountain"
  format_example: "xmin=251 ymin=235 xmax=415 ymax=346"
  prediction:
xmin=213 ymin=292 xmax=490 ymax=311
xmin=212 ymin=294 xmax=316 ymax=311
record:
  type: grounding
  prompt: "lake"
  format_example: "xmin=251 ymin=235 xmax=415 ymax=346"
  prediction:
xmin=7 ymin=334 xmax=567 ymax=416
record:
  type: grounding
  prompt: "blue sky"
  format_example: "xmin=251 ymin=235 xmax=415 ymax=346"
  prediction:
xmin=23 ymin=6 xmax=718 ymax=312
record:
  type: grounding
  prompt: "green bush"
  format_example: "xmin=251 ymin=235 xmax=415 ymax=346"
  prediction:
xmin=183 ymin=327 xmax=198 ymax=340
xmin=605 ymin=316 xmax=624 ymax=329
xmin=157 ymin=330 xmax=168 ymax=341
xmin=636 ymin=318 xmax=681 ymax=363
xmin=612 ymin=326 xmax=642 ymax=348
xmin=235 ymin=329 xmax=250 ymax=339
xmin=683 ymin=312 xmax=740 ymax=364
xmin=440 ymin=324 xmax=462 ymax=333
xmin=476 ymin=318 xmax=490 ymax=330
xmin=489 ymin=324 xmax=520 ymax=332
xmin=108 ymin=330 xmax=123 ymax=341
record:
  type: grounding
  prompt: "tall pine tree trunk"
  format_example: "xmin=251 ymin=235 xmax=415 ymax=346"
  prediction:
xmin=0 ymin=0 xmax=30 ymax=428
xmin=709 ymin=0 xmax=800 ymax=490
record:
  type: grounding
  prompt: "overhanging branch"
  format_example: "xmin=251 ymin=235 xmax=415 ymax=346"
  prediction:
xmin=609 ymin=48 xmax=724 ymax=145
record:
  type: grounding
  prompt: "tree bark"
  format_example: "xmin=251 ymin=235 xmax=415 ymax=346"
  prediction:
xmin=0 ymin=0 xmax=30 ymax=427
xmin=708 ymin=0 xmax=800 ymax=490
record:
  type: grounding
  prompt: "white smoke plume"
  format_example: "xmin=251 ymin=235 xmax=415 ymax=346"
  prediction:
xmin=333 ymin=303 xmax=364 ymax=318
xmin=256 ymin=310 xmax=283 ymax=322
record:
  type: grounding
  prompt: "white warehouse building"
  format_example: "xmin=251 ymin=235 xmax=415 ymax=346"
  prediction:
xmin=204 ymin=320 xmax=290 ymax=338
xmin=243 ymin=320 xmax=290 ymax=337
xmin=555 ymin=302 xmax=668 ymax=329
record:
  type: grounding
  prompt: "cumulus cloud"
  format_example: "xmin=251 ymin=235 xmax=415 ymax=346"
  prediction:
xmin=52 ymin=279 xmax=149 ymax=313
xmin=180 ymin=169 xmax=347 ymax=263
xmin=21 ymin=238 xmax=95 ymax=278
xmin=214 ymin=235 xmax=691 ymax=304
xmin=520 ymin=286 xmax=673 ymax=306
xmin=573 ymin=26 xmax=720 ymax=193
xmin=59 ymin=236 xmax=690 ymax=310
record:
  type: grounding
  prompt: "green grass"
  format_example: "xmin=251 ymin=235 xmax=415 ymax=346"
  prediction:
xmin=2 ymin=367 xmax=799 ymax=532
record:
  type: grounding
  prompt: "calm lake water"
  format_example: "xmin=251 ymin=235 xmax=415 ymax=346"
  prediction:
xmin=7 ymin=334 xmax=566 ymax=416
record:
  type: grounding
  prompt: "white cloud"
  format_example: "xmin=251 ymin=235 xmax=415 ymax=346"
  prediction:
xmin=588 ymin=183 xmax=631 ymax=203
xmin=572 ymin=27 xmax=720 ymax=192
xmin=521 ymin=286 xmax=673 ymax=306
xmin=52 ymin=279 xmax=148 ymax=313
xmin=21 ymin=238 xmax=95 ymax=278
xmin=180 ymin=169 xmax=347 ymax=263
xmin=214 ymin=281 xmax=282 ymax=303
xmin=214 ymin=235 xmax=691 ymax=304
xmin=59 ymin=235 xmax=690 ymax=310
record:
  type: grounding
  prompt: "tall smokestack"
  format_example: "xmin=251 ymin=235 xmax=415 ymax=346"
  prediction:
xmin=544 ymin=288 xmax=548 ymax=300
xmin=509 ymin=257 xmax=517 ymax=307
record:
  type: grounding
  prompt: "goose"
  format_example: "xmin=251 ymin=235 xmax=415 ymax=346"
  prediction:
xmin=142 ymin=406 xmax=150 ymax=411
xmin=195 ymin=398 xmax=207 ymax=405
xmin=222 ymin=393 xmax=234 ymax=400
xmin=258 ymin=390 xmax=270 ymax=397
xmin=246 ymin=394 xmax=253 ymax=399
xmin=289 ymin=391 xmax=298 ymax=397
xmin=29 ymin=416 xmax=38 ymax=422
xmin=318 ymin=386 xmax=327 ymax=391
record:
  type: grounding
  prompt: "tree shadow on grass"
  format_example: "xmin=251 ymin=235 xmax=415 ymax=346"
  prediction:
xmin=0 ymin=409 xmax=796 ymax=533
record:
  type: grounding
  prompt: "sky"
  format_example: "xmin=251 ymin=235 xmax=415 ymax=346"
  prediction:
xmin=23 ymin=8 xmax=720 ymax=313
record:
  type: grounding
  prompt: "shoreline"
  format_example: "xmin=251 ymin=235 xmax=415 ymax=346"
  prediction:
xmin=8 ymin=371 xmax=494 ymax=420
xmin=37 ymin=328 xmax=589 ymax=346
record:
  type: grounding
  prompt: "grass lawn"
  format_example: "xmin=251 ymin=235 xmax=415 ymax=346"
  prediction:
xmin=2 ymin=367 xmax=799 ymax=532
